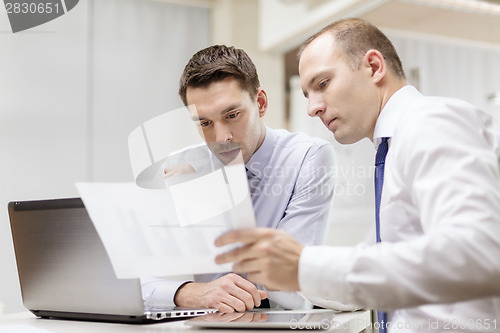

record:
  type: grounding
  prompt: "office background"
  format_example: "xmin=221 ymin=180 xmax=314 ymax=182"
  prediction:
xmin=1 ymin=0 xmax=499 ymax=315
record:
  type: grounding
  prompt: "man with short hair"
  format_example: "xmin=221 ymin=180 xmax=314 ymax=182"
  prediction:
xmin=142 ymin=45 xmax=336 ymax=313
xmin=216 ymin=18 xmax=500 ymax=331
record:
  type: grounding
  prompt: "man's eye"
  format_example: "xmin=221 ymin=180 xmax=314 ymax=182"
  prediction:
xmin=319 ymin=80 xmax=329 ymax=89
xmin=200 ymin=121 xmax=211 ymax=127
xmin=227 ymin=112 xmax=240 ymax=119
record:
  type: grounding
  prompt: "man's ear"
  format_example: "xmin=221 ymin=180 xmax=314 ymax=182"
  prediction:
xmin=363 ymin=49 xmax=386 ymax=84
xmin=256 ymin=88 xmax=268 ymax=117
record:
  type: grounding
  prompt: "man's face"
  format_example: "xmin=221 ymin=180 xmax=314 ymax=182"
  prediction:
xmin=299 ymin=34 xmax=380 ymax=144
xmin=186 ymin=78 xmax=267 ymax=164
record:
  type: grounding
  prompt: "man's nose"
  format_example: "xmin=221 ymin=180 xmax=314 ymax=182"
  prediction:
xmin=307 ymin=95 xmax=326 ymax=118
xmin=215 ymin=124 xmax=233 ymax=143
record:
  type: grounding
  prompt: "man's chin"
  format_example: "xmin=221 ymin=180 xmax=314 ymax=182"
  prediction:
xmin=216 ymin=149 xmax=243 ymax=165
xmin=332 ymin=131 xmax=347 ymax=144
xmin=334 ymin=133 xmax=361 ymax=145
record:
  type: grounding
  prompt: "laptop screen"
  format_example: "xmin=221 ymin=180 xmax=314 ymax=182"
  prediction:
xmin=9 ymin=198 xmax=146 ymax=317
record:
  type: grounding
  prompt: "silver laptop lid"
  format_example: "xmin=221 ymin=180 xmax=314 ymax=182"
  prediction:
xmin=9 ymin=198 xmax=146 ymax=317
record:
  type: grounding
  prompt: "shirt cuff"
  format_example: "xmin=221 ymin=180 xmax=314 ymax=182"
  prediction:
xmin=265 ymin=290 xmax=309 ymax=310
xmin=299 ymin=245 xmax=360 ymax=309
xmin=141 ymin=278 xmax=191 ymax=308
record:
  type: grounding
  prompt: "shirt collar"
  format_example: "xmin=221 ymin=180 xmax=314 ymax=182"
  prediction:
xmin=245 ymin=125 xmax=274 ymax=179
xmin=373 ymin=85 xmax=422 ymax=149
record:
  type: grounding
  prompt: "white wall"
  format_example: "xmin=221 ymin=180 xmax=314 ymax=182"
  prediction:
xmin=0 ymin=2 xmax=89 ymax=315
xmin=0 ymin=0 xmax=210 ymax=314
xmin=387 ymin=29 xmax=500 ymax=122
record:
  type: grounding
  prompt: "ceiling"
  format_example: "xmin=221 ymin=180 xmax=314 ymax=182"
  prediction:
xmin=160 ymin=0 xmax=500 ymax=48
xmin=361 ymin=0 xmax=500 ymax=46
xmin=284 ymin=0 xmax=500 ymax=85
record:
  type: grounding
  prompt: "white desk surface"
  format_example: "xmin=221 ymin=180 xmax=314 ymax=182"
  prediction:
xmin=0 ymin=309 xmax=372 ymax=332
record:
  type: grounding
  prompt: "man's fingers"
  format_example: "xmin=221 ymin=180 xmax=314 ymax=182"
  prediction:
xmin=227 ymin=286 xmax=256 ymax=311
xmin=163 ymin=164 xmax=195 ymax=179
xmin=232 ymin=257 xmax=265 ymax=274
xmin=216 ymin=302 xmax=239 ymax=314
xmin=216 ymin=274 xmax=263 ymax=311
xmin=215 ymin=244 xmax=254 ymax=265
xmin=232 ymin=275 xmax=265 ymax=308
xmin=215 ymin=228 xmax=274 ymax=247
xmin=217 ymin=293 xmax=247 ymax=313
xmin=215 ymin=238 xmax=273 ymax=266
xmin=215 ymin=229 xmax=303 ymax=292
xmin=231 ymin=259 xmax=274 ymax=288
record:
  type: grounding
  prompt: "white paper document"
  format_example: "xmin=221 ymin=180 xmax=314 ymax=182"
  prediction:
xmin=77 ymin=107 xmax=256 ymax=279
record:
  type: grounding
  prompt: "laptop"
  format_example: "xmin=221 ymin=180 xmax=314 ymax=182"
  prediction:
xmin=8 ymin=197 xmax=216 ymax=323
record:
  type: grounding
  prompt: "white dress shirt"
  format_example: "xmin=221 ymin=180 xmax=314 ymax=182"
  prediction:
xmin=299 ymin=86 xmax=500 ymax=332
xmin=143 ymin=126 xmax=336 ymax=309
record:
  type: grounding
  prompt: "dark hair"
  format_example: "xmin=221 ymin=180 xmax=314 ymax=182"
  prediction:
xmin=179 ymin=45 xmax=260 ymax=105
xmin=299 ymin=18 xmax=406 ymax=79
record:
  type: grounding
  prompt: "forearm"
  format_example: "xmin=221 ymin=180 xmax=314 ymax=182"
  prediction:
xmin=299 ymin=227 xmax=500 ymax=311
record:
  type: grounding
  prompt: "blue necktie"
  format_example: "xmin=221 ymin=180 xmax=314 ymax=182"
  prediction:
xmin=375 ymin=137 xmax=389 ymax=333
xmin=375 ymin=137 xmax=389 ymax=243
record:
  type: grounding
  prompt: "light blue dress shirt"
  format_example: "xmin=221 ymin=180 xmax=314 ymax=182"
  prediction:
xmin=142 ymin=126 xmax=336 ymax=309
